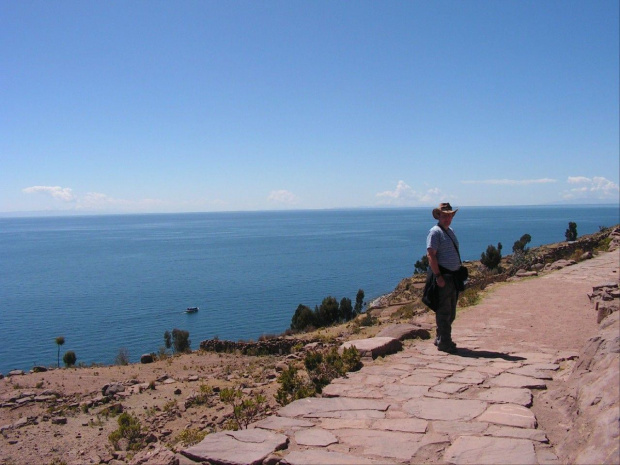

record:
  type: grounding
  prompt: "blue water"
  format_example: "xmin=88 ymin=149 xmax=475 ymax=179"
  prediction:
xmin=1 ymin=206 xmax=618 ymax=373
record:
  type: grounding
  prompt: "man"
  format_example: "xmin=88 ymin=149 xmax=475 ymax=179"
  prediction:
xmin=426 ymin=202 xmax=461 ymax=354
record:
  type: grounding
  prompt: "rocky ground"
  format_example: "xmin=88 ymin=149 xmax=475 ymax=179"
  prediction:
xmin=1 ymin=228 xmax=618 ymax=465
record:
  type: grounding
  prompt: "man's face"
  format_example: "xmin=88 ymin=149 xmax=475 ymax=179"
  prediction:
xmin=439 ymin=212 xmax=453 ymax=228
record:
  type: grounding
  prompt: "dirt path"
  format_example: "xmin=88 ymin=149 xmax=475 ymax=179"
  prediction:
xmin=455 ymin=251 xmax=618 ymax=353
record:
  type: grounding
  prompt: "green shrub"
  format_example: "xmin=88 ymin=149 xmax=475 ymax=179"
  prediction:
xmin=565 ymin=222 xmax=578 ymax=241
xmin=108 ymin=412 xmax=144 ymax=451
xmin=219 ymin=387 xmax=267 ymax=430
xmin=512 ymin=234 xmax=532 ymax=254
xmin=63 ymin=351 xmax=77 ymax=368
xmin=458 ymin=287 xmax=481 ymax=307
xmin=275 ymin=366 xmax=316 ymax=406
xmin=174 ymin=427 xmax=208 ymax=447
xmin=414 ymin=254 xmax=429 ymax=274
xmin=290 ymin=304 xmax=315 ymax=331
xmin=341 ymin=346 xmax=362 ymax=372
xmin=115 ymin=348 xmax=130 ymax=366
xmin=360 ymin=312 xmax=376 ymax=327
xmin=171 ymin=329 xmax=191 ymax=353
xmin=481 ymin=243 xmax=503 ymax=270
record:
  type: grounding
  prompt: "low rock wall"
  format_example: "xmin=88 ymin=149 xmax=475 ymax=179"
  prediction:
xmin=199 ymin=337 xmax=314 ymax=355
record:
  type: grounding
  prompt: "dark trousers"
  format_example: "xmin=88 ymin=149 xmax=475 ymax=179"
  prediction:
xmin=435 ymin=275 xmax=457 ymax=345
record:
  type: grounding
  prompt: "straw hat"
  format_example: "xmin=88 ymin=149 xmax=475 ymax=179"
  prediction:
xmin=432 ymin=202 xmax=458 ymax=220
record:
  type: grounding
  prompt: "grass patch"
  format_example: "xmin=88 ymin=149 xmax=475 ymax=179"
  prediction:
xmin=458 ymin=287 xmax=482 ymax=307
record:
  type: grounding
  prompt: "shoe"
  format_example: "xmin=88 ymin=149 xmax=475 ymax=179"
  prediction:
xmin=437 ymin=342 xmax=458 ymax=354
xmin=435 ymin=338 xmax=457 ymax=349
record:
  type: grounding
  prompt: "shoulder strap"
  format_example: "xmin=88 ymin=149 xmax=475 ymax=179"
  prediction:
xmin=439 ymin=225 xmax=462 ymax=264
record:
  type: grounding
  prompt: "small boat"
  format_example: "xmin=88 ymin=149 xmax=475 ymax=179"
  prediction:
xmin=185 ymin=307 xmax=199 ymax=314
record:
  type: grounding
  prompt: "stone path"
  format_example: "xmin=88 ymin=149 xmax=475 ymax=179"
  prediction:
xmin=181 ymin=250 xmax=619 ymax=465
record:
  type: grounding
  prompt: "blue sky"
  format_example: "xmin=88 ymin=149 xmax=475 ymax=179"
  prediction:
xmin=1 ymin=1 xmax=618 ymax=214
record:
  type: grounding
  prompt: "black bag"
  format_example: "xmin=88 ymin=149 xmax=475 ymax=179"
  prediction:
xmin=456 ymin=265 xmax=468 ymax=283
xmin=422 ymin=270 xmax=439 ymax=311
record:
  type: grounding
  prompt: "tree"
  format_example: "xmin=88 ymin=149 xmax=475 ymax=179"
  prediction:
xmin=63 ymin=350 xmax=77 ymax=367
xmin=163 ymin=331 xmax=172 ymax=350
xmin=354 ymin=289 xmax=365 ymax=315
xmin=115 ymin=347 xmax=130 ymax=366
xmin=414 ymin=254 xmax=429 ymax=274
xmin=481 ymin=242 xmax=503 ymax=270
xmin=316 ymin=296 xmax=339 ymax=327
xmin=290 ymin=304 xmax=315 ymax=331
xmin=55 ymin=336 xmax=65 ymax=368
xmin=171 ymin=329 xmax=191 ymax=353
xmin=339 ymin=297 xmax=353 ymax=322
xmin=565 ymin=222 xmax=578 ymax=241
xmin=512 ymin=234 xmax=532 ymax=254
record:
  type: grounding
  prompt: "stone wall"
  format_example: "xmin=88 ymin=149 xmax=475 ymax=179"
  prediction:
xmin=199 ymin=337 xmax=314 ymax=356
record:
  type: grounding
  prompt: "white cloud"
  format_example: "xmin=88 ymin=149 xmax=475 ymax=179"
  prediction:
xmin=267 ymin=190 xmax=299 ymax=205
xmin=567 ymin=176 xmax=591 ymax=184
xmin=22 ymin=185 xmax=76 ymax=202
xmin=376 ymin=181 xmax=445 ymax=206
xmin=461 ymin=178 xmax=557 ymax=186
xmin=22 ymin=185 xmax=169 ymax=212
xmin=563 ymin=176 xmax=620 ymax=201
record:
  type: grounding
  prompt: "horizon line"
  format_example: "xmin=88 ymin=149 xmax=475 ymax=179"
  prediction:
xmin=1 ymin=202 xmax=619 ymax=219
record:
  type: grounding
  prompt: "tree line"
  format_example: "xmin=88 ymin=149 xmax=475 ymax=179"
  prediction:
xmin=290 ymin=289 xmax=365 ymax=332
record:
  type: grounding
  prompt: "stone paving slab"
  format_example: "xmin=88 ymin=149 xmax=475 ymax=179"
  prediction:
xmin=489 ymin=372 xmax=548 ymax=389
xmin=507 ymin=365 xmax=554 ymax=379
xmin=444 ymin=436 xmax=537 ymax=464
xmin=404 ymin=397 xmax=488 ymax=421
xmin=473 ymin=386 xmax=533 ymax=406
xmin=281 ymin=449 xmax=395 ymax=465
xmin=252 ymin=415 xmax=315 ymax=432
xmin=181 ymin=429 xmax=288 ymax=465
xmin=447 ymin=370 xmax=487 ymax=384
xmin=294 ymin=427 xmax=337 ymax=446
xmin=477 ymin=403 xmax=537 ymax=429
xmin=277 ymin=397 xmax=389 ymax=418
xmin=485 ymin=425 xmax=549 ymax=442
xmin=372 ymin=417 xmax=428 ymax=433
xmin=321 ymin=383 xmax=384 ymax=399
xmin=376 ymin=323 xmax=432 ymax=341
xmin=432 ymin=420 xmax=489 ymax=437
xmin=334 ymin=428 xmax=425 ymax=461
xmin=339 ymin=337 xmax=403 ymax=358
xmin=433 ymin=382 xmax=470 ymax=394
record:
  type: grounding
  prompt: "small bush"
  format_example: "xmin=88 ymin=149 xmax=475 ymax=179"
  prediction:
xmin=275 ymin=366 xmax=316 ymax=406
xmin=480 ymin=243 xmax=503 ymax=270
xmin=341 ymin=346 xmax=362 ymax=372
xmin=458 ymin=287 xmax=481 ymax=307
xmin=512 ymin=234 xmax=532 ymax=254
xmin=414 ymin=254 xmax=429 ymax=274
xmin=108 ymin=412 xmax=144 ymax=451
xmin=172 ymin=329 xmax=191 ymax=353
xmin=565 ymin=222 xmax=578 ymax=241
xmin=174 ymin=427 xmax=208 ymax=447
xmin=219 ymin=387 xmax=267 ymax=430
xmin=63 ymin=351 xmax=77 ymax=368
xmin=115 ymin=348 xmax=130 ymax=366
xmin=359 ymin=312 xmax=376 ymax=327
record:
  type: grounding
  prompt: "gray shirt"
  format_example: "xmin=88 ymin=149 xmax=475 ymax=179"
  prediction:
xmin=426 ymin=225 xmax=461 ymax=272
